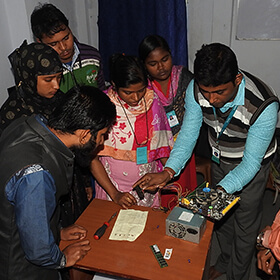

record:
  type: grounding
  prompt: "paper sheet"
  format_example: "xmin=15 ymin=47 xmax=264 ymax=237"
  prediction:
xmin=109 ymin=209 xmax=148 ymax=242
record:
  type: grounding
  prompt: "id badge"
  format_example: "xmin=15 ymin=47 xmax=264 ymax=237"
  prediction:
xmin=166 ymin=110 xmax=179 ymax=128
xmin=136 ymin=146 xmax=148 ymax=165
xmin=211 ymin=145 xmax=220 ymax=164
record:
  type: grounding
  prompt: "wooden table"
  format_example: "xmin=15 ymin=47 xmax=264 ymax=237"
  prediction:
xmin=60 ymin=199 xmax=214 ymax=280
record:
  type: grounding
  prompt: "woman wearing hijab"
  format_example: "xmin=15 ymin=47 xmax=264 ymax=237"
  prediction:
xmin=0 ymin=40 xmax=92 ymax=230
xmin=0 ymin=40 xmax=63 ymax=133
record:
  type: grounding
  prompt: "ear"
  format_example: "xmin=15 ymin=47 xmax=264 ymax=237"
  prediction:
xmin=235 ymin=73 xmax=243 ymax=87
xmin=35 ymin=37 xmax=42 ymax=43
xmin=77 ymin=129 xmax=91 ymax=145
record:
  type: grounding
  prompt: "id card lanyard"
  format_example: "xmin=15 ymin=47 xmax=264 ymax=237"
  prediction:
xmin=157 ymin=76 xmax=180 ymax=129
xmin=118 ymin=97 xmax=149 ymax=165
xmin=211 ymin=105 xmax=238 ymax=164
xmin=167 ymin=110 xmax=179 ymax=128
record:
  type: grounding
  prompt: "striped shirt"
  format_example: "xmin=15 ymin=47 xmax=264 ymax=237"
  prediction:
xmin=165 ymin=72 xmax=279 ymax=193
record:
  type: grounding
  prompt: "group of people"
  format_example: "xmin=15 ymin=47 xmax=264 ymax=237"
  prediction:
xmin=0 ymin=2 xmax=279 ymax=280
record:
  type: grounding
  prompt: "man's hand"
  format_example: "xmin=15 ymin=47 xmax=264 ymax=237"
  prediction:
xmin=216 ymin=185 xmax=226 ymax=192
xmin=63 ymin=239 xmax=91 ymax=267
xmin=61 ymin=224 xmax=87 ymax=241
xmin=132 ymin=170 xmax=171 ymax=192
xmin=112 ymin=191 xmax=137 ymax=209
xmin=257 ymin=248 xmax=276 ymax=275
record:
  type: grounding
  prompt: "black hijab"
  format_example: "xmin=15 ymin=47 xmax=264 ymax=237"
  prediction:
xmin=0 ymin=40 xmax=64 ymax=132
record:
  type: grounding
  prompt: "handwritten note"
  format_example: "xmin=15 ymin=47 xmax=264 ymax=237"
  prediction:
xmin=109 ymin=209 xmax=148 ymax=242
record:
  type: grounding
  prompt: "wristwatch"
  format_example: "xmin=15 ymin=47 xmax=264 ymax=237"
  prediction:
xmin=58 ymin=253 xmax=67 ymax=269
xmin=256 ymin=231 xmax=265 ymax=248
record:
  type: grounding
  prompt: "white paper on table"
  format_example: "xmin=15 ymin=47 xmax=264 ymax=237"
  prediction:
xmin=109 ymin=209 xmax=148 ymax=242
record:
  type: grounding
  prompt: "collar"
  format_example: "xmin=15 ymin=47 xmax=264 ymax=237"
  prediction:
xmin=35 ymin=115 xmax=71 ymax=151
xmin=62 ymin=42 xmax=80 ymax=70
xmin=35 ymin=114 xmax=48 ymax=126
xmin=220 ymin=77 xmax=245 ymax=113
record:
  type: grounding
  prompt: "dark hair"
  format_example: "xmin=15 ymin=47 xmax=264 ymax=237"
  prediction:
xmin=138 ymin=34 xmax=171 ymax=62
xmin=194 ymin=43 xmax=239 ymax=87
xmin=31 ymin=3 xmax=69 ymax=40
xmin=48 ymin=86 xmax=116 ymax=137
xmin=109 ymin=54 xmax=148 ymax=89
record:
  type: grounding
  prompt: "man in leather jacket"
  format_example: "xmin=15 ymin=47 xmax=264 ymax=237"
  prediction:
xmin=0 ymin=86 xmax=116 ymax=280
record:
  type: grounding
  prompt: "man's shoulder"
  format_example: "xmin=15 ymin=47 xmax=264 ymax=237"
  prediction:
xmin=75 ymin=40 xmax=101 ymax=59
xmin=242 ymin=70 xmax=268 ymax=90
xmin=242 ymin=70 xmax=278 ymax=100
xmin=77 ymin=41 xmax=99 ymax=52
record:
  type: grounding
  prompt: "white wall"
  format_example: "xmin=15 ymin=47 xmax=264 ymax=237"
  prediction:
xmin=187 ymin=0 xmax=280 ymax=98
xmin=0 ymin=0 xmax=33 ymax=105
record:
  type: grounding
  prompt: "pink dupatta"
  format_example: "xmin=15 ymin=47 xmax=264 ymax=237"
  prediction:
xmin=149 ymin=65 xmax=183 ymax=106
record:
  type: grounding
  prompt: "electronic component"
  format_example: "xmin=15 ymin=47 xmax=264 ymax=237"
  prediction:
xmin=179 ymin=182 xmax=240 ymax=221
xmin=150 ymin=244 xmax=168 ymax=268
xmin=164 ymin=248 xmax=173 ymax=260
xmin=132 ymin=185 xmax=144 ymax=200
xmin=166 ymin=207 xmax=206 ymax=243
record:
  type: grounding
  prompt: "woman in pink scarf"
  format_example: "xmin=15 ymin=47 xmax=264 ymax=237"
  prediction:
xmin=138 ymin=35 xmax=197 ymax=196
xmin=90 ymin=54 xmax=173 ymax=208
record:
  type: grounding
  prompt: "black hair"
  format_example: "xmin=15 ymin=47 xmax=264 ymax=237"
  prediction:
xmin=194 ymin=43 xmax=239 ymax=87
xmin=48 ymin=86 xmax=116 ymax=137
xmin=31 ymin=3 xmax=69 ymax=40
xmin=138 ymin=34 xmax=171 ymax=63
xmin=109 ymin=54 xmax=148 ymax=89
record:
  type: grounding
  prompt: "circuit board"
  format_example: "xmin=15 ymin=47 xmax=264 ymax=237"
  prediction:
xmin=179 ymin=182 xmax=240 ymax=221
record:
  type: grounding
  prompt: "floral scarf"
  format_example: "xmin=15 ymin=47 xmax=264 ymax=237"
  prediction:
xmin=98 ymin=86 xmax=173 ymax=162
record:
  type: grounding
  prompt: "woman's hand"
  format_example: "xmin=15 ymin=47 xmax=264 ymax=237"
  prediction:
xmin=112 ymin=191 xmax=137 ymax=209
xmin=90 ymin=156 xmax=136 ymax=208
xmin=60 ymin=224 xmax=87 ymax=241
xmin=133 ymin=170 xmax=172 ymax=192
